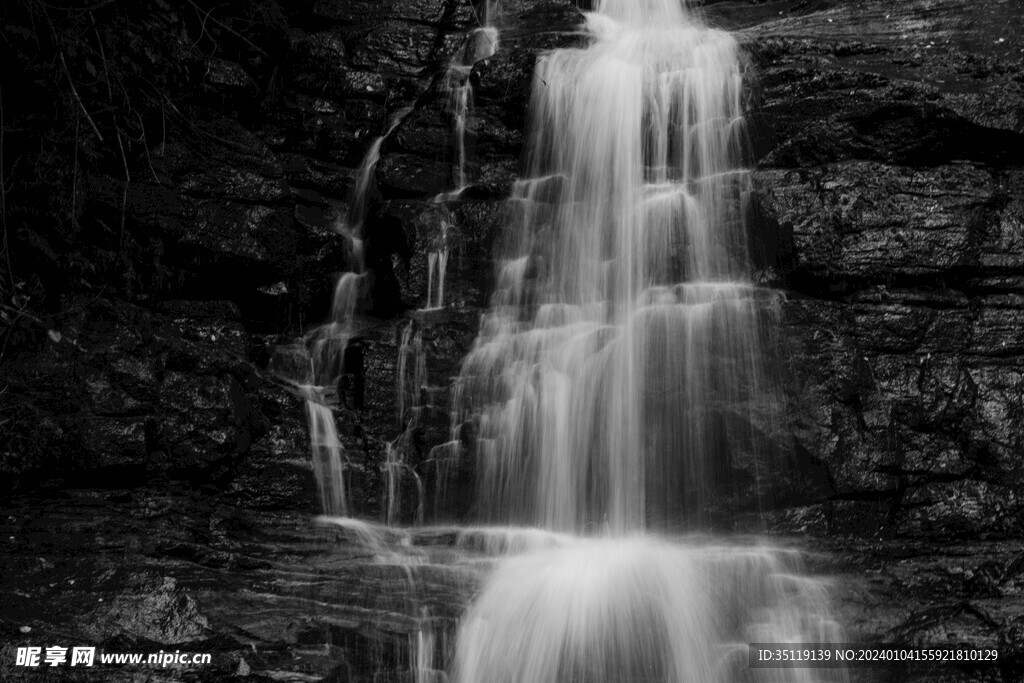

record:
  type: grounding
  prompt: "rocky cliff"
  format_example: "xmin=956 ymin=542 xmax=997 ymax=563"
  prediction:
xmin=738 ymin=0 xmax=1024 ymax=539
xmin=2 ymin=0 xmax=1022 ymax=533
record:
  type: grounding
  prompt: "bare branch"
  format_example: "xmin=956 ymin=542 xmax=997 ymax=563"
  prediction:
xmin=182 ymin=0 xmax=269 ymax=58
xmin=57 ymin=48 xmax=105 ymax=143
xmin=88 ymin=13 xmax=131 ymax=250
xmin=134 ymin=111 xmax=162 ymax=185
xmin=0 ymin=86 xmax=12 ymax=293
xmin=113 ymin=125 xmax=130 ymax=250
xmin=71 ymin=116 xmax=79 ymax=225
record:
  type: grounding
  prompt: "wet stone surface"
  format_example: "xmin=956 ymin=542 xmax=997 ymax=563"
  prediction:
xmin=2 ymin=491 xmax=1023 ymax=682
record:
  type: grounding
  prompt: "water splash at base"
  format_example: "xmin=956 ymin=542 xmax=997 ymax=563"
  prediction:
xmin=454 ymin=535 xmax=844 ymax=683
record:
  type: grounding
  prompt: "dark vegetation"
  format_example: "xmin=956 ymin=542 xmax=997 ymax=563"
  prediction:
xmin=2 ymin=0 xmax=279 ymax=339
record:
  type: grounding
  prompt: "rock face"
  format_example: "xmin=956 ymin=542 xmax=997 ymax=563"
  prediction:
xmin=724 ymin=0 xmax=1024 ymax=538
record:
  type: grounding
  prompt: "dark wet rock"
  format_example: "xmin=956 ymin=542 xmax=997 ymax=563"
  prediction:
xmin=204 ymin=58 xmax=260 ymax=102
xmin=497 ymin=1 xmax=585 ymax=46
xmin=755 ymin=163 xmax=997 ymax=283
xmin=728 ymin=0 xmax=1024 ymax=539
xmin=349 ymin=22 xmax=450 ymax=78
xmin=2 ymin=491 xmax=474 ymax=680
xmin=819 ymin=538 xmax=1024 ymax=682
xmin=376 ymin=198 xmax=502 ymax=313
xmin=276 ymin=95 xmax=386 ymax=167
xmin=0 ymin=296 xmax=313 ymax=508
xmin=74 ymin=116 xmax=336 ymax=322
xmin=377 ymin=154 xmax=455 ymax=198
xmin=390 ymin=100 xmax=453 ymax=161
xmin=777 ymin=283 xmax=1024 ymax=538
xmin=3 ymin=491 xmax=1024 ymax=681
xmin=287 ymin=31 xmax=351 ymax=101
xmin=739 ymin=0 xmax=1024 ymax=163
xmin=467 ymin=49 xmax=536 ymax=193
xmin=309 ymin=0 xmax=475 ymax=28
xmin=85 ymin=572 xmax=211 ymax=644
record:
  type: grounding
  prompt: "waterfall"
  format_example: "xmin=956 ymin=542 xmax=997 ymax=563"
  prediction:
xmin=396 ymin=321 xmax=428 ymax=426
xmin=287 ymin=1 xmax=842 ymax=681
xmin=386 ymin=322 xmax=429 ymax=526
xmin=291 ymin=12 xmax=508 ymax=678
xmin=447 ymin=1 xmax=844 ymax=681
xmin=306 ymin=397 xmax=347 ymax=516
xmin=452 ymin=0 xmax=776 ymax=533
xmin=422 ymin=3 xmax=500 ymax=312
xmin=425 ymin=247 xmax=450 ymax=310
xmin=276 ymin=105 xmax=412 ymax=518
xmin=444 ymin=7 xmax=499 ymax=192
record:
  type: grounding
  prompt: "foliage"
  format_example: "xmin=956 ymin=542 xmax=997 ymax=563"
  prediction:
xmin=0 ymin=0 xmax=286 ymax=363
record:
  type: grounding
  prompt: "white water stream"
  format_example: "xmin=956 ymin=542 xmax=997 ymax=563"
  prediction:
xmin=453 ymin=0 xmax=777 ymax=533
xmin=445 ymin=1 xmax=844 ymax=680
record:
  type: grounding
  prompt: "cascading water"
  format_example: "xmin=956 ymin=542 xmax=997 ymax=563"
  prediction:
xmin=275 ymin=106 xmax=411 ymax=517
xmin=423 ymin=3 xmax=500 ymax=312
xmin=452 ymin=0 xmax=776 ymax=532
xmin=444 ymin=2 xmax=500 ymax=192
xmin=444 ymin=1 xmax=845 ymax=681
xmin=386 ymin=321 xmax=429 ymax=526
xmin=297 ymin=1 xmax=843 ymax=681
xmin=397 ymin=321 xmax=428 ymax=429
xmin=288 ymin=7 xmax=511 ymax=681
xmin=425 ymin=232 xmax=451 ymax=310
